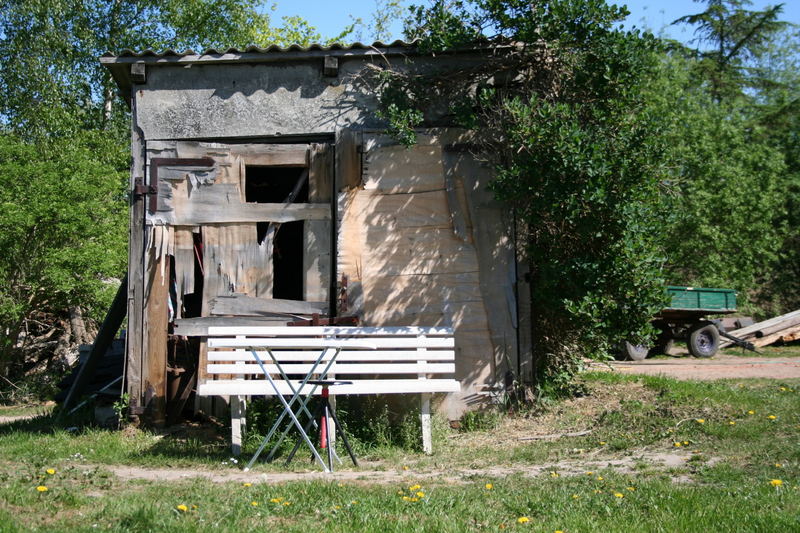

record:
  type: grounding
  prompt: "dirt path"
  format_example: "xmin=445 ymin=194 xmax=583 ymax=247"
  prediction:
xmin=607 ymin=354 xmax=800 ymax=380
xmin=105 ymin=450 xmax=701 ymax=485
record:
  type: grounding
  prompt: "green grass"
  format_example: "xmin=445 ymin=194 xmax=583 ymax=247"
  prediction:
xmin=0 ymin=373 xmax=798 ymax=532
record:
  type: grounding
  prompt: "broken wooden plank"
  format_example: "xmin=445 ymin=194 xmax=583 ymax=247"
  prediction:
xmin=750 ymin=323 xmax=800 ymax=348
xmin=170 ymin=181 xmax=330 ymax=225
xmin=174 ymin=316 xmax=292 ymax=337
xmin=210 ymin=294 xmax=327 ymax=316
xmin=720 ymin=309 xmax=800 ymax=347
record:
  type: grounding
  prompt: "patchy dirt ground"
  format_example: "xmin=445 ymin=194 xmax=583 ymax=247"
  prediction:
xmin=105 ymin=448 xmax=704 ymax=485
xmin=605 ymin=353 xmax=800 ymax=380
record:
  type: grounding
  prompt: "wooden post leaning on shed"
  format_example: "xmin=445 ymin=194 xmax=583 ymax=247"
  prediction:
xmin=60 ymin=275 xmax=128 ymax=415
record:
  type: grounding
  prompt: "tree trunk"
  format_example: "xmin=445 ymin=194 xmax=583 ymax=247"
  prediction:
xmin=69 ymin=306 xmax=88 ymax=345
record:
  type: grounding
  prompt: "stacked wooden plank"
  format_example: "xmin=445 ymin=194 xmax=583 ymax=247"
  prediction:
xmin=720 ymin=309 xmax=800 ymax=348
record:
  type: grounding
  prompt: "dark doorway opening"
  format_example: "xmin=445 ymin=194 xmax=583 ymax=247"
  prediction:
xmin=245 ymin=166 xmax=308 ymax=301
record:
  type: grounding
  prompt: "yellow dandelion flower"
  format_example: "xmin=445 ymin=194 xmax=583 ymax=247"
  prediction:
xmin=36 ymin=486 xmax=48 ymax=493
xmin=45 ymin=469 xmax=55 ymax=475
xmin=626 ymin=487 xmax=635 ymax=491
xmin=251 ymin=501 xmax=259 ymax=507
xmin=485 ymin=483 xmax=494 ymax=490
xmin=683 ymin=441 xmax=689 ymax=445
xmin=270 ymin=498 xmax=282 ymax=503
xmin=775 ymin=463 xmax=783 ymax=468
xmin=335 ymin=505 xmax=342 ymax=510
xmin=556 ymin=531 xmax=564 ymax=533
xmin=674 ymin=442 xmax=682 ymax=447
xmin=416 ymin=491 xmax=425 ymax=498
xmin=768 ymin=415 xmax=777 ymax=420
xmin=242 ymin=482 xmax=252 ymax=487
xmin=571 ymin=494 xmax=579 ymax=499
xmin=599 ymin=441 xmax=607 ymax=445
xmin=176 ymin=504 xmax=188 ymax=512
xmin=410 ymin=497 xmax=419 ymax=502
xmin=517 ymin=517 xmax=530 ymax=524
xmin=283 ymin=502 xmax=291 ymax=506
xmin=596 ymin=476 xmax=604 ymax=481
xmin=402 ymin=496 xmax=411 ymax=501
xmin=409 ymin=484 xmax=421 ymax=491
xmin=748 ymin=410 xmax=755 ymax=415
xmin=550 ymin=472 xmax=559 ymax=478
xmin=351 ymin=500 xmax=358 ymax=505
xmin=402 ymin=465 xmax=409 ymax=471
xmin=770 ymin=479 xmax=783 ymax=487
xmin=695 ymin=419 xmax=705 ymax=424
xmin=729 ymin=421 xmax=736 ymax=426
xmin=585 ymin=471 xmax=593 ymax=475
xmin=779 ymin=387 xmax=787 ymax=392
xmin=614 ymin=492 xmax=624 ymax=498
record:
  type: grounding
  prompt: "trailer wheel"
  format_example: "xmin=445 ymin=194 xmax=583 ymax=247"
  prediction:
xmin=650 ymin=338 xmax=674 ymax=356
xmin=621 ymin=342 xmax=649 ymax=361
xmin=688 ymin=323 xmax=720 ymax=358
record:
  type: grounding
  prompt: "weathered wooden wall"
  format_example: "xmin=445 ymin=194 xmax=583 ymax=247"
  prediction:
xmin=337 ymin=131 xmax=517 ymax=418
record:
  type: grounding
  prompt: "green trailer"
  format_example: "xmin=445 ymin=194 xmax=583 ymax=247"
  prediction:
xmin=621 ymin=286 xmax=738 ymax=361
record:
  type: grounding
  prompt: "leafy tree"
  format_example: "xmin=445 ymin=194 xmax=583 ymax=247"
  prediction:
xmin=666 ymin=1 xmax=797 ymax=315
xmin=375 ymin=0 xmax=672 ymax=389
xmin=0 ymin=132 xmax=127 ymax=375
xmin=653 ymin=57 xmax=787 ymax=307
xmin=673 ymin=0 xmax=788 ymax=101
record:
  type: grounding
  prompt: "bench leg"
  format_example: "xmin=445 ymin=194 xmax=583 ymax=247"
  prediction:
xmin=420 ymin=393 xmax=432 ymax=455
xmin=231 ymin=395 xmax=246 ymax=456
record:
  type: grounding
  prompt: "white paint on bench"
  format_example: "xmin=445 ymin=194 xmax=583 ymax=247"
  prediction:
xmin=198 ymin=326 xmax=459 ymax=456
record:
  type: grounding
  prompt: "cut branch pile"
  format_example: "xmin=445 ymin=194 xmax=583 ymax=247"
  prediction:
xmin=720 ymin=309 xmax=800 ymax=348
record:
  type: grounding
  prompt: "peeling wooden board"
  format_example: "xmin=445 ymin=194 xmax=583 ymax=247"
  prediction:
xmin=174 ymin=316 xmax=291 ymax=337
xmin=305 ymin=143 xmax=332 ymax=304
xmin=231 ymin=144 xmax=309 ymax=167
xmin=361 ymin=227 xmax=481 ymax=277
xmin=446 ymin=149 xmax=518 ymax=382
xmin=360 ymin=189 xmax=452 ymax=229
xmin=336 ymin=127 xmax=361 ymax=190
xmin=362 ymin=141 xmax=445 ymax=193
xmin=173 ymin=228 xmax=196 ymax=319
xmin=210 ymin=294 xmax=327 ymax=316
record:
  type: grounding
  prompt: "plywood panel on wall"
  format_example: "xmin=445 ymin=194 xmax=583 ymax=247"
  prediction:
xmin=338 ymin=132 xmax=505 ymax=417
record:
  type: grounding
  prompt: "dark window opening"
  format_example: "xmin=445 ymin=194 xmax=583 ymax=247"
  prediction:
xmin=246 ymin=166 xmax=308 ymax=301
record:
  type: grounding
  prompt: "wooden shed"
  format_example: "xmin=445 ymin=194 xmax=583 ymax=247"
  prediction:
xmin=101 ymin=41 xmax=531 ymax=424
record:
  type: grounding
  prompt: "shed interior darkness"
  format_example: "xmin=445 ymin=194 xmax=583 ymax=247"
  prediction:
xmin=245 ymin=165 xmax=308 ymax=301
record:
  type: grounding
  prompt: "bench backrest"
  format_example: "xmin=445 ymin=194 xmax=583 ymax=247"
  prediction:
xmin=204 ymin=326 xmax=456 ymax=391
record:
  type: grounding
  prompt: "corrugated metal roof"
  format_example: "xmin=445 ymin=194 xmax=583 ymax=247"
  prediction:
xmin=102 ymin=39 xmax=416 ymax=60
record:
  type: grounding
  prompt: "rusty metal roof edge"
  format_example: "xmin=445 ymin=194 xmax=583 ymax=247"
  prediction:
xmin=100 ymin=40 xmax=421 ymax=63
xmin=99 ymin=39 xmax=507 ymax=65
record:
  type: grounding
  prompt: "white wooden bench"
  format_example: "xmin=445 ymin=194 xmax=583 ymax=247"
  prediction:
xmin=199 ymin=326 xmax=460 ymax=456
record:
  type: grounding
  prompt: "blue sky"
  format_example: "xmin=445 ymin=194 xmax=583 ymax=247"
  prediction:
xmin=271 ymin=1 xmax=799 ymax=43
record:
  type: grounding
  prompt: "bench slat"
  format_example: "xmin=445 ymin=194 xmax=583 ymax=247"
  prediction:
xmin=198 ymin=379 xmax=461 ymax=396
xmin=207 ymin=349 xmax=456 ymax=362
xmin=206 ymin=363 xmax=456 ymax=375
xmin=208 ymin=326 xmax=453 ymax=336
xmin=208 ymin=337 xmax=454 ymax=349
